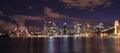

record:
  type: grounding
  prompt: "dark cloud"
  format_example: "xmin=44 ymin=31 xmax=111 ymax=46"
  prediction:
xmin=59 ymin=0 xmax=111 ymax=9
xmin=0 ymin=19 xmax=42 ymax=33
xmin=0 ymin=20 xmax=16 ymax=33
xmin=0 ymin=11 xmax=4 ymax=17
xmin=44 ymin=7 xmax=67 ymax=18
xmin=28 ymin=6 xmax=32 ymax=9
xmin=9 ymin=14 xmax=46 ymax=25
xmin=43 ymin=7 xmax=92 ymax=22
xmin=44 ymin=7 xmax=90 ymax=21
xmin=0 ymin=14 xmax=48 ymax=33
xmin=27 ymin=26 xmax=41 ymax=32
xmin=43 ymin=7 xmax=110 ymax=25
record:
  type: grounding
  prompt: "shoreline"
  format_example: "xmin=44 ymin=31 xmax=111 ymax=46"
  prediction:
xmin=1 ymin=35 xmax=120 ymax=38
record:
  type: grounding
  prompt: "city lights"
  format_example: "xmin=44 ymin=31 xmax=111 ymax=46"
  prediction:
xmin=4 ymin=20 xmax=119 ymax=38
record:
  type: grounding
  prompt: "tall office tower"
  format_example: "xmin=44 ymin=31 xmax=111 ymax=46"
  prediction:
xmin=43 ymin=21 xmax=48 ymax=35
xmin=62 ymin=23 xmax=68 ymax=35
xmin=47 ymin=21 xmax=56 ymax=36
xmin=48 ymin=21 xmax=56 ymax=28
xmin=114 ymin=20 xmax=119 ymax=35
xmin=74 ymin=24 xmax=82 ymax=34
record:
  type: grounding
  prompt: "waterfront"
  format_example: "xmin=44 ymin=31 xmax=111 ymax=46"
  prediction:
xmin=0 ymin=36 xmax=120 ymax=53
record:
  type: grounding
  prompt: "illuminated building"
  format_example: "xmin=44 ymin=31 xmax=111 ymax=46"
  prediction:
xmin=47 ymin=21 xmax=56 ymax=36
xmin=9 ymin=24 xmax=31 ymax=37
xmin=43 ymin=21 xmax=48 ymax=35
xmin=85 ymin=24 xmax=91 ymax=36
xmin=74 ymin=24 xmax=82 ymax=34
xmin=114 ymin=20 xmax=119 ymax=35
xmin=62 ymin=23 xmax=69 ymax=35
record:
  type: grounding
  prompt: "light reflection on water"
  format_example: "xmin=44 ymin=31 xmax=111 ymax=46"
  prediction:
xmin=0 ymin=37 xmax=120 ymax=53
xmin=48 ymin=37 xmax=54 ymax=53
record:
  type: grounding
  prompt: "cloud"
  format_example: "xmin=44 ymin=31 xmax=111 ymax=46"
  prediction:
xmin=0 ymin=19 xmax=42 ymax=33
xmin=9 ymin=14 xmax=46 ymax=25
xmin=59 ymin=0 xmax=111 ymax=9
xmin=44 ymin=7 xmax=67 ymax=18
xmin=27 ymin=26 xmax=41 ymax=32
xmin=0 ymin=11 xmax=4 ymax=17
xmin=0 ymin=14 xmax=47 ymax=33
xmin=28 ymin=6 xmax=32 ymax=9
xmin=44 ymin=7 xmax=85 ymax=21
xmin=43 ymin=7 xmax=103 ymax=25
xmin=0 ymin=20 xmax=16 ymax=33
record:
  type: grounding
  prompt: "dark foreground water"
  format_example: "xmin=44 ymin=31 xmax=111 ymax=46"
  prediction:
xmin=0 ymin=37 xmax=120 ymax=53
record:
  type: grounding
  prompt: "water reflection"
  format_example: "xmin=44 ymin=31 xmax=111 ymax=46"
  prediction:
xmin=0 ymin=37 xmax=120 ymax=53
xmin=100 ymin=38 xmax=105 ymax=53
xmin=73 ymin=38 xmax=82 ymax=53
xmin=114 ymin=38 xmax=120 ymax=53
xmin=48 ymin=37 xmax=54 ymax=53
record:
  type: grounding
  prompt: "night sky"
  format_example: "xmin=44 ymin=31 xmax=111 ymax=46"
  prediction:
xmin=0 ymin=0 xmax=120 ymax=33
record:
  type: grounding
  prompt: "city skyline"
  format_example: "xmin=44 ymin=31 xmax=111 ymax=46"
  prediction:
xmin=0 ymin=0 xmax=120 ymax=33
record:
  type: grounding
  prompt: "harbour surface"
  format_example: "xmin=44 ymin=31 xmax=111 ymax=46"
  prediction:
xmin=0 ymin=36 xmax=120 ymax=53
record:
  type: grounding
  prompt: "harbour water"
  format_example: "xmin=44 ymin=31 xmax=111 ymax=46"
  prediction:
xmin=0 ymin=36 xmax=120 ymax=53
